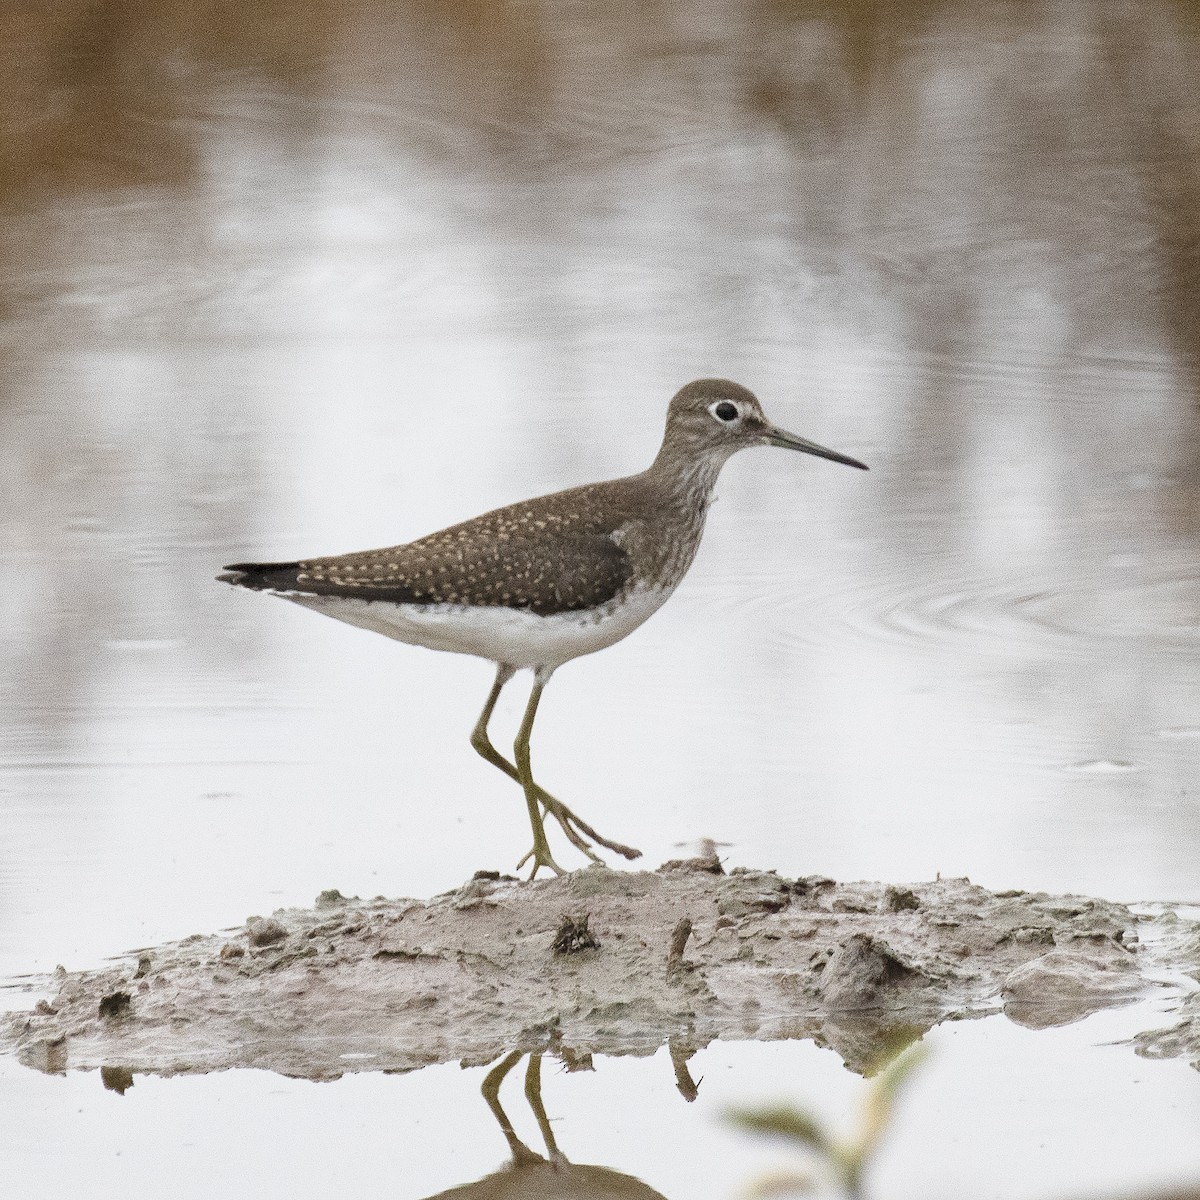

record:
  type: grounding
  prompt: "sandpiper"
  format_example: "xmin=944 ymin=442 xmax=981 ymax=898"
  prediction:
xmin=219 ymin=379 xmax=867 ymax=877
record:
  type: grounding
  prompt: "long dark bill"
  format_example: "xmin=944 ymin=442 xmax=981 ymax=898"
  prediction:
xmin=766 ymin=426 xmax=869 ymax=470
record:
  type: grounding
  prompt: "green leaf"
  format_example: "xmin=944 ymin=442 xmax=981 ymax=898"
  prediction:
xmin=727 ymin=1104 xmax=834 ymax=1156
xmin=848 ymin=1042 xmax=930 ymax=1170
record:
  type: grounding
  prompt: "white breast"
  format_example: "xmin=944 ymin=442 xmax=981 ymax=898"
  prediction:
xmin=277 ymin=586 xmax=674 ymax=670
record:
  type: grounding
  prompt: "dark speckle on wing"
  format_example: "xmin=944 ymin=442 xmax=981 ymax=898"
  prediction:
xmin=220 ymin=480 xmax=654 ymax=615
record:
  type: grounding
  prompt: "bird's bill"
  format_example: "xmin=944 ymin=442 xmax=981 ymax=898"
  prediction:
xmin=764 ymin=425 xmax=869 ymax=470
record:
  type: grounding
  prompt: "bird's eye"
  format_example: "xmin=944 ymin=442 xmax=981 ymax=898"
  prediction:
xmin=712 ymin=401 xmax=739 ymax=423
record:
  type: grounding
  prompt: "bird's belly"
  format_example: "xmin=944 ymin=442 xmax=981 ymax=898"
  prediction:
xmin=280 ymin=586 xmax=672 ymax=669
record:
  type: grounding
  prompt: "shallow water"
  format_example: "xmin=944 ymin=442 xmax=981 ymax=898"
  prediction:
xmin=2 ymin=1 xmax=1200 ymax=1195
xmin=3 ymin=1003 xmax=1199 ymax=1200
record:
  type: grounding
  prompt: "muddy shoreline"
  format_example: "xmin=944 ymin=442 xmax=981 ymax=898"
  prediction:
xmin=5 ymin=860 xmax=1196 ymax=1081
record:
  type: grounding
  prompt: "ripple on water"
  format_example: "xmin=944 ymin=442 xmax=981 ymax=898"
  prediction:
xmin=713 ymin=562 xmax=1200 ymax=662
xmin=1063 ymin=759 xmax=1141 ymax=774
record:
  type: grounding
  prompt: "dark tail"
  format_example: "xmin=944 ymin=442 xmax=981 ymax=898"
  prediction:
xmin=217 ymin=561 xmax=304 ymax=591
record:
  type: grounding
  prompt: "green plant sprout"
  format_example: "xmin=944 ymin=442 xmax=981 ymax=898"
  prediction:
xmin=728 ymin=1041 xmax=928 ymax=1200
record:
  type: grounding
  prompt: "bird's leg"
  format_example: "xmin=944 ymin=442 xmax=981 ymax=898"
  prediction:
xmin=482 ymin=1051 xmax=543 ymax=1167
xmin=524 ymin=1053 xmax=566 ymax=1165
xmin=514 ymin=668 xmax=566 ymax=879
xmin=471 ymin=666 xmax=594 ymax=864
xmin=471 ymin=666 xmax=640 ymax=865
xmin=470 ymin=663 xmax=518 ymax=769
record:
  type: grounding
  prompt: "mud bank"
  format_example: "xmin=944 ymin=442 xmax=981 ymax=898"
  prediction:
xmin=1133 ymin=912 xmax=1200 ymax=1069
xmin=4 ymin=861 xmax=1192 ymax=1081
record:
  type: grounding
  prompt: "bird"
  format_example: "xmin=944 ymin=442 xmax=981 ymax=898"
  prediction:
xmin=218 ymin=378 xmax=868 ymax=878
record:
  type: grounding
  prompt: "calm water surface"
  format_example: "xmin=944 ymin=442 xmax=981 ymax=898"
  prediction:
xmin=2 ymin=1003 xmax=1199 ymax=1199
xmin=2 ymin=1 xmax=1199 ymax=1195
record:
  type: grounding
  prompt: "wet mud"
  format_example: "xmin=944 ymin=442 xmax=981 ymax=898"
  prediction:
xmin=1132 ymin=913 xmax=1200 ymax=1070
xmin=4 ymin=862 xmax=1194 ymax=1082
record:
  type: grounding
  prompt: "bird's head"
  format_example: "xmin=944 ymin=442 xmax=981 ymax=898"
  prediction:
xmin=660 ymin=378 xmax=868 ymax=471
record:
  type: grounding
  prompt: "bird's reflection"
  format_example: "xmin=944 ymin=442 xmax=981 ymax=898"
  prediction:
xmin=423 ymin=1050 xmax=668 ymax=1200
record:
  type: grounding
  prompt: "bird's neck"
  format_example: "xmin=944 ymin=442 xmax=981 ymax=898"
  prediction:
xmin=645 ymin=443 xmax=730 ymax=517
xmin=617 ymin=446 xmax=729 ymax=592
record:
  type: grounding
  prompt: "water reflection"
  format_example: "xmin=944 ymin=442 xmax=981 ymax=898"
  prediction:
xmin=52 ymin=1027 xmax=1200 ymax=1200
xmin=423 ymin=1050 xmax=668 ymax=1200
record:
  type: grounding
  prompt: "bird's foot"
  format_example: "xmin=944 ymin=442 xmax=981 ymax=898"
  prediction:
xmin=538 ymin=790 xmax=642 ymax=863
xmin=517 ymin=840 xmax=566 ymax=880
xmin=516 ymin=786 xmax=642 ymax=872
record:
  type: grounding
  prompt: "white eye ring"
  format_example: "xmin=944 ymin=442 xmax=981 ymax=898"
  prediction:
xmin=709 ymin=400 xmax=740 ymax=423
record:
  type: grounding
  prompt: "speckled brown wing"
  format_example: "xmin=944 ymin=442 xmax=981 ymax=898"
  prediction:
xmin=220 ymin=485 xmax=638 ymax=616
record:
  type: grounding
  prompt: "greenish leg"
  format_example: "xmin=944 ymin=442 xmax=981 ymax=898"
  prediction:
xmin=481 ymin=1051 xmax=543 ymax=1166
xmin=524 ymin=1053 xmax=565 ymax=1164
xmin=471 ymin=665 xmax=575 ymax=869
xmin=514 ymin=668 xmax=565 ymax=879
xmin=470 ymin=664 xmax=517 ymax=765
xmin=470 ymin=665 xmax=642 ymax=866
